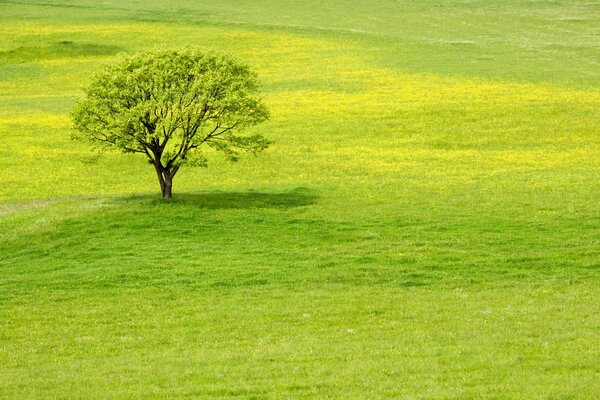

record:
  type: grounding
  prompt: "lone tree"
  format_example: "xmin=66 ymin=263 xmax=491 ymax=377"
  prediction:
xmin=71 ymin=49 xmax=270 ymax=198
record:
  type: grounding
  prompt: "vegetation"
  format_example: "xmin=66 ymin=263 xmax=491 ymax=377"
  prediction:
xmin=71 ymin=50 xmax=269 ymax=198
xmin=0 ymin=0 xmax=599 ymax=398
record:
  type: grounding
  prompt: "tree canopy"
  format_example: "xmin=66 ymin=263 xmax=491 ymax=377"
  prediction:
xmin=71 ymin=49 xmax=270 ymax=198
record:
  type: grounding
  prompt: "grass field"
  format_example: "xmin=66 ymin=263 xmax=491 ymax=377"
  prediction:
xmin=1 ymin=1 xmax=600 ymax=398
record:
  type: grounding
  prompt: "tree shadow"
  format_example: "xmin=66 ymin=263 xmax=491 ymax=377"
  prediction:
xmin=119 ymin=187 xmax=318 ymax=210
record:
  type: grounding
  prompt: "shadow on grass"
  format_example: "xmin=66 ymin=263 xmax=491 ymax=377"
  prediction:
xmin=0 ymin=41 xmax=123 ymax=64
xmin=118 ymin=187 xmax=318 ymax=210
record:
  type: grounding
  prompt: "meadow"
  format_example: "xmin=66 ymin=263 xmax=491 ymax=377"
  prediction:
xmin=1 ymin=0 xmax=600 ymax=398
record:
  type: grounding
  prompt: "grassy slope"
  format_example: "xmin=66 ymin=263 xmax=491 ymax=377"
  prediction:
xmin=1 ymin=0 xmax=599 ymax=398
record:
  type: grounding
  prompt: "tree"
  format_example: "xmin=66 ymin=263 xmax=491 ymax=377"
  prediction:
xmin=71 ymin=49 xmax=270 ymax=199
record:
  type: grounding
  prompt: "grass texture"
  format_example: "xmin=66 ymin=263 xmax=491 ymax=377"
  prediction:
xmin=1 ymin=0 xmax=599 ymax=398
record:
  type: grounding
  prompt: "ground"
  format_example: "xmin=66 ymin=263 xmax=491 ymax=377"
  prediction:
xmin=1 ymin=1 xmax=599 ymax=398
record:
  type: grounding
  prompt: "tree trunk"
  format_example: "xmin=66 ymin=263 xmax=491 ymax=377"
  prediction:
xmin=162 ymin=175 xmax=173 ymax=199
xmin=153 ymin=162 xmax=174 ymax=199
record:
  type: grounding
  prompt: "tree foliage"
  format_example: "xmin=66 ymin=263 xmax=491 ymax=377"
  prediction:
xmin=71 ymin=49 xmax=270 ymax=198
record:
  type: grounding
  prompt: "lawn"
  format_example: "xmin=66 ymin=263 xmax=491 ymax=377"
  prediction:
xmin=1 ymin=1 xmax=599 ymax=398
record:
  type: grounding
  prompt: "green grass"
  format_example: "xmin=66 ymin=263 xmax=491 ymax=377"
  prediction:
xmin=1 ymin=0 xmax=600 ymax=398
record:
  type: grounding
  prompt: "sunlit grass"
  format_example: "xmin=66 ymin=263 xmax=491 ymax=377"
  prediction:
xmin=1 ymin=1 xmax=599 ymax=398
xmin=2 ymin=44 xmax=599 ymax=201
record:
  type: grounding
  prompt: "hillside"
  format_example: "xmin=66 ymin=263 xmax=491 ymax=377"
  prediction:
xmin=1 ymin=1 xmax=599 ymax=398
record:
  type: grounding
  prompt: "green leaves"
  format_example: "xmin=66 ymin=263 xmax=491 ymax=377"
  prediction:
xmin=71 ymin=49 xmax=270 ymax=186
